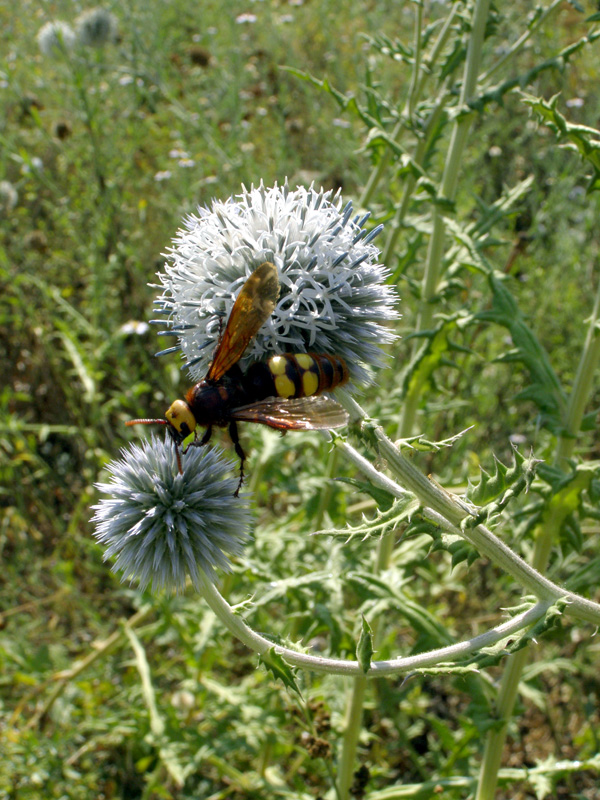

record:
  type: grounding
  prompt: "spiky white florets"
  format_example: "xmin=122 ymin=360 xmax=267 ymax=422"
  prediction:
xmin=75 ymin=8 xmax=118 ymax=47
xmin=91 ymin=437 xmax=252 ymax=593
xmin=37 ymin=21 xmax=76 ymax=56
xmin=155 ymin=183 xmax=399 ymax=386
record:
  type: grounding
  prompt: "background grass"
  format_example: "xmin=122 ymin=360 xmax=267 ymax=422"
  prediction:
xmin=2 ymin=1 xmax=600 ymax=798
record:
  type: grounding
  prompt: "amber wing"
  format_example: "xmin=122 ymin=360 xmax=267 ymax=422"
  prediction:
xmin=207 ymin=262 xmax=280 ymax=382
xmin=231 ymin=395 xmax=349 ymax=431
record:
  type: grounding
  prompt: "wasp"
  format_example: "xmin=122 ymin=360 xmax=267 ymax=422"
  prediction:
xmin=127 ymin=262 xmax=350 ymax=493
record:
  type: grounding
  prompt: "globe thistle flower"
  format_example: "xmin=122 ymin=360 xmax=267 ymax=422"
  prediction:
xmin=91 ymin=437 xmax=252 ymax=593
xmin=37 ymin=21 xmax=76 ymax=56
xmin=75 ymin=8 xmax=118 ymax=47
xmin=155 ymin=183 xmax=399 ymax=386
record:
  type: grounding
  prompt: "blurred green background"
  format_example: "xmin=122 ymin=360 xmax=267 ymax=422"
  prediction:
xmin=2 ymin=1 xmax=600 ymax=798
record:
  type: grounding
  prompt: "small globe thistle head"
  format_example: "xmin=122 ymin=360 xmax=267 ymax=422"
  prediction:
xmin=75 ymin=8 xmax=118 ymax=47
xmin=91 ymin=437 xmax=252 ymax=593
xmin=0 ymin=181 xmax=18 ymax=214
xmin=37 ymin=21 xmax=76 ymax=56
xmin=155 ymin=183 xmax=399 ymax=387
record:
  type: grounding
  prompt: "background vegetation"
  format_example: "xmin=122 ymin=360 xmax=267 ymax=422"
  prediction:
xmin=2 ymin=0 xmax=600 ymax=798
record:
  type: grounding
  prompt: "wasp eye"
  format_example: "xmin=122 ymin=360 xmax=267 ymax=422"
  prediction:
xmin=179 ymin=422 xmax=191 ymax=438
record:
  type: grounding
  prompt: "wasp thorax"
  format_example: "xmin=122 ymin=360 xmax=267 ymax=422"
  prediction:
xmin=166 ymin=399 xmax=197 ymax=436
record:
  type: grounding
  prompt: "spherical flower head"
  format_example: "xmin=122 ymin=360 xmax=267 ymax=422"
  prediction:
xmin=91 ymin=437 xmax=252 ymax=593
xmin=75 ymin=8 xmax=118 ymax=47
xmin=37 ymin=21 xmax=76 ymax=56
xmin=155 ymin=183 xmax=399 ymax=386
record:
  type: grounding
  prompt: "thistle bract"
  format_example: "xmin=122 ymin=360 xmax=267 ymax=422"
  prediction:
xmin=91 ymin=437 xmax=251 ymax=593
xmin=155 ymin=183 xmax=399 ymax=386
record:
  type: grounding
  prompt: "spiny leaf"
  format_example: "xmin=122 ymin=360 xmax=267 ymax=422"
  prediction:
xmin=332 ymin=476 xmax=397 ymax=511
xmin=283 ymin=68 xmax=385 ymax=131
xmin=464 ymin=451 xmax=541 ymax=529
xmin=356 ymin=616 xmax=374 ymax=674
xmin=581 ymin=406 xmax=600 ymax=431
xmin=521 ymin=91 xmax=600 ymax=193
xmin=464 ymin=30 xmax=600 ymax=119
xmin=369 ymin=33 xmax=412 ymax=64
xmin=476 ymin=272 xmax=567 ymax=431
xmin=400 ymin=312 xmax=470 ymax=399
xmin=468 ymin=447 xmax=529 ymax=505
xmin=397 ymin=425 xmax=474 ymax=453
xmin=314 ymin=495 xmax=419 ymax=540
xmin=446 ymin=221 xmax=567 ymax=433
xmin=448 ymin=538 xmax=480 ymax=569
xmin=409 ymin=663 xmax=481 ymax=677
xmin=532 ymin=464 xmax=595 ymax=546
xmin=465 ymin=601 xmax=567 ymax=670
xmin=259 ymin=648 xmax=302 ymax=697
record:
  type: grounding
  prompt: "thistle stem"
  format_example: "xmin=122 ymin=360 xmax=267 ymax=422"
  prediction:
xmin=360 ymin=2 xmax=458 ymax=210
xmin=337 ymin=676 xmax=368 ymax=798
xmin=199 ymin=571 xmax=582 ymax=676
xmin=399 ymin=0 xmax=491 ymax=437
xmin=555 ymin=267 xmax=600 ymax=464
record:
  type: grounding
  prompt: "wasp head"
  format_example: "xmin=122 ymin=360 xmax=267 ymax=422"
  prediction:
xmin=126 ymin=399 xmax=198 ymax=475
xmin=164 ymin=399 xmax=197 ymax=443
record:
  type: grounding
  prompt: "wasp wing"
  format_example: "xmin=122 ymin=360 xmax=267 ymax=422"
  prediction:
xmin=231 ymin=395 xmax=349 ymax=431
xmin=207 ymin=262 xmax=280 ymax=382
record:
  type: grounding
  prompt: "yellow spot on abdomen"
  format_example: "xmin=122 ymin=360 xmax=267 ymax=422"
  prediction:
xmin=275 ymin=374 xmax=296 ymax=398
xmin=302 ymin=370 xmax=319 ymax=396
xmin=295 ymin=353 xmax=314 ymax=370
xmin=269 ymin=355 xmax=287 ymax=375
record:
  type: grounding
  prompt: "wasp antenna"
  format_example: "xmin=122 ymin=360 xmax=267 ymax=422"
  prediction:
xmin=125 ymin=418 xmax=168 ymax=427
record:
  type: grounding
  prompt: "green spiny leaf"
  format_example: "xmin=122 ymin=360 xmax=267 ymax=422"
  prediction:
xmin=314 ymin=495 xmax=419 ymax=541
xmin=468 ymin=447 xmax=526 ymax=505
xmin=521 ymin=90 xmax=600 ymax=193
xmin=464 ymin=451 xmax=541 ymax=529
xmin=356 ymin=616 xmax=374 ymax=674
xmin=396 ymin=426 xmax=474 ymax=453
xmin=259 ymin=648 xmax=302 ymax=697
xmin=530 ymin=464 xmax=594 ymax=549
xmin=332 ymin=476 xmax=398 ymax=512
xmin=401 ymin=313 xmax=467 ymax=399
xmin=477 ymin=272 xmax=567 ymax=431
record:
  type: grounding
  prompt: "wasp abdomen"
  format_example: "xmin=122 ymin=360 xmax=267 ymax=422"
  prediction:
xmin=244 ymin=353 xmax=349 ymax=401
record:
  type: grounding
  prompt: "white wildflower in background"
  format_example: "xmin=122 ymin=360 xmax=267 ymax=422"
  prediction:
xmin=37 ymin=21 xmax=76 ymax=56
xmin=155 ymin=183 xmax=399 ymax=386
xmin=20 ymin=157 xmax=44 ymax=176
xmin=75 ymin=8 xmax=118 ymax=47
xmin=0 ymin=181 xmax=18 ymax=213
xmin=91 ymin=437 xmax=252 ymax=593
xmin=119 ymin=320 xmax=149 ymax=335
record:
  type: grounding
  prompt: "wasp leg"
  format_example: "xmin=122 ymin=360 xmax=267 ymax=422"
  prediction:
xmin=228 ymin=420 xmax=246 ymax=496
xmin=186 ymin=426 xmax=213 ymax=451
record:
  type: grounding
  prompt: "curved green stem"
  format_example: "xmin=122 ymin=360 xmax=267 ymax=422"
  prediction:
xmin=200 ymin=570 xmax=577 ymax=677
